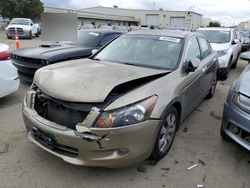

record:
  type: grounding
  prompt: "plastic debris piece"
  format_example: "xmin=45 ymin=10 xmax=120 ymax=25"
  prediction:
xmin=187 ymin=164 xmax=198 ymax=170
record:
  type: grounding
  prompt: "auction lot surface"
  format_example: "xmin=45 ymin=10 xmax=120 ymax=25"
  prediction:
xmin=0 ymin=31 xmax=250 ymax=188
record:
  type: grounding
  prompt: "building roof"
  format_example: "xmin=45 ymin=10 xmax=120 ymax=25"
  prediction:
xmin=44 ymin=6 xmax=139 ymax=22
xmin=80 ymin=6 xmax=203 ymax=16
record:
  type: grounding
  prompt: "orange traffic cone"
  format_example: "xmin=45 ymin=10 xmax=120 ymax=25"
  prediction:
xmin=15 ymin=28 xmax=20 ymax=49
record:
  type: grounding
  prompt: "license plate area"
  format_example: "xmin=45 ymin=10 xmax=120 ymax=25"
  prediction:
xmin=31 ymin=127 xmax=79 ymax=157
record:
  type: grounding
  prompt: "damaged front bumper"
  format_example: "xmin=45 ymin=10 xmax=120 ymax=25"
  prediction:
xmin=22 ymin=93 xmax=161 ymax=168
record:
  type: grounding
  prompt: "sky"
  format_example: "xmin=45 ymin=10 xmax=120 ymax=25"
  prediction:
xmin=41 ymin=0 xmax=250 ymax=26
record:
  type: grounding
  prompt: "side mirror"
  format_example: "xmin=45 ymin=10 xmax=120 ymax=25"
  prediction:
xmin=240 ymin=52 xmax=250 ymax=62
xmin=232 ymin=39 xmax=239 ymax=45
xmin=30 ymin=23 xmax=33 ymax=26
xmin=91 ymin=49 xmax=98 ymax=55
xmin=186 ymin=58 xmax=200 ymax=72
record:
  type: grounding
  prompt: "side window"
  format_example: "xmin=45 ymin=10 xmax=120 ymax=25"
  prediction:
xmin=99 ymin=33 xmax=120 ymax=47
xmin=185 ymin=37 xmax=201 ymax=63
xmin=198 ymin=37 xmax=211 ymax=59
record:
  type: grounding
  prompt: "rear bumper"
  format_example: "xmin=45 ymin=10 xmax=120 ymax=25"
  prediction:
xmin=221 ymin=102 xmax=250 ymax=151
xmin=0 ymin=60 xmax=20 ymax=97
xmin=22 ymin=104 xmax=161 ymax=168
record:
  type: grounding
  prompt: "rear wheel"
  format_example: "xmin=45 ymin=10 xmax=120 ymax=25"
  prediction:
xmin=206 ymin=75 xmax=217 ymax=99
xmin=151 ymin=106 xmax=178 ymax=160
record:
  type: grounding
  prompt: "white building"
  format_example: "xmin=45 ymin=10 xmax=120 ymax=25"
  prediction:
xmin=44 ymin=6 xmax=202 ymax=30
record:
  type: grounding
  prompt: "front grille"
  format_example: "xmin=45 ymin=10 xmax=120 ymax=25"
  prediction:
xmin=8 ymin=27 xmax=24 ymax=35
xmin=34 ymin=92 xmax=91 ymax=130
xmin=12 ymin=55 xmax=46 ymax=65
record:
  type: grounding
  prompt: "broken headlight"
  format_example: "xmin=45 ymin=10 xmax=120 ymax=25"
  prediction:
xmin=233 ymin=92 xmax=250 ymax=113
xmin=95 ymin=95 xmax=158 ymax=128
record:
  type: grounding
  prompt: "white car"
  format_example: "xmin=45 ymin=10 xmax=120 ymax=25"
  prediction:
xmin=0 ymin=43 xmax=20 ymax=98
xmin=5 ymin=18 xmax=40 ymax=39
xmin=197 ymin=27 xmax=241 ymax=79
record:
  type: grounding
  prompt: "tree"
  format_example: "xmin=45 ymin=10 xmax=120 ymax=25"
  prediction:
xmin=0 ymin=0 xmax=44 ymax=20
xmin=208 ymin=21 xmax=221 ymax=27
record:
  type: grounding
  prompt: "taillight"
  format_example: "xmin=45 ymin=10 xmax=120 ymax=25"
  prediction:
xmin=0 ymin=51 xmax=11 ymax=61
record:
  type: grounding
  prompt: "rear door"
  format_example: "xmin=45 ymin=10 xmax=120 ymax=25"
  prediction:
xmin=198 ymin=37 xmax=217 ymax=96
xmin=181 ymin=37 xmax=204 ymax=118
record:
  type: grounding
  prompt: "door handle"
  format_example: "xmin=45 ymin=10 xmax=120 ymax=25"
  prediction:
xmin=202 ymin=66 xmax=207 ymax=72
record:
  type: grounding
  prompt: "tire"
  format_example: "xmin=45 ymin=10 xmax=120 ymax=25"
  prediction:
xmin=29 ymin=31 xmax=32 ymax=39
xmin=231 ymin=54 xmax=239 ymax=69
xmin=7 ymin=35 xmax=11 ymax=39
xmin=206 ymin=75 xmax=217 ymax=99
xmin=220 ymin=67 xmax=229 ymax=80
xmin=35 ymin=30 xmax=39 ymax=37
xmin=151 ymin=106 xmax=178 ymax=160
xmin=220 ymin=125 xmax=232 ymax=141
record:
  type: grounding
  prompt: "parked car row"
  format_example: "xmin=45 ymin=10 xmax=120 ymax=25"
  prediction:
xmin=2 ymin=27 xmax=250 ymax=168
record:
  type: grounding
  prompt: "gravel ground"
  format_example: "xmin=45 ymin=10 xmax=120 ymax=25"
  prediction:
xmin=0 ymin=30 xmax=249 ymax=188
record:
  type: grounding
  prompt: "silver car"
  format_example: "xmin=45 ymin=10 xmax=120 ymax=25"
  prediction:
xmin=221 ymin=52 xmax=250 ymax=150
xmin=22 ymin=30 xmax=218 ymax=168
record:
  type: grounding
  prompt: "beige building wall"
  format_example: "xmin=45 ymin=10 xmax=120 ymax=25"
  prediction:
xmin=81 ymin=6 xmax=202 ymax=29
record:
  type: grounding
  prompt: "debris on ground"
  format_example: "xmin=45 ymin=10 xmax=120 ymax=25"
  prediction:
xmin=198 ymin=159 xmax=206 ymax=166
xmin=161 ymin=167 xmax=170 ymax=171
xmin=197 ymin=184 xmax=204 ymax=188
xmin=0 ymin=143 xmax=9 ymax=154
xmin=137 ymin=165 xmax=147 ymax=173
xmin=183 ymin=127 xmax=188 ymax=132
xmin=209 ymin=111 xmax=222 ymax=120
xmin=187 ymin=164 xmax=198 ymax=170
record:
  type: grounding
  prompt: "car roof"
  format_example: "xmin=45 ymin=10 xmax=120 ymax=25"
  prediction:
xmin=126 ymin=30 xmax=192 ymax=38
xmin=79 ymin=29 xmax=123 ymax=34
xmin=197 ymin=27 xmax=231 ymax=31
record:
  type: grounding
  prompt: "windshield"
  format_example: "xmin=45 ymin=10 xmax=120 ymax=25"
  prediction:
xmin=69 ymin=31 xmax=101 ymax=47
xmin=197 ymin=30 xmax=230 ymax=43
xmin=10 ymin=19 xmax=29 ymax=25
xmin=94 ymin=35 xmax=183 ymax=70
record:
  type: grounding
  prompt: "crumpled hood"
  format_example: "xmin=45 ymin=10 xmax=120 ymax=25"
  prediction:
xmin=238 ymin=65 xmax=250 ymax=97
xmin=210 ymin=43 xmax=230 ymax=51
xmin=34 ymin=59 xmax=169 ymax=102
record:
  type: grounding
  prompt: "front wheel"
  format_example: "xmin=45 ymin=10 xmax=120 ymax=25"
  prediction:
xmin=35 ymin=29 xmax=39 ymax=37
xmin=29 ymin=31 xmax=32 ymax=39
xmin=151 ymin=106 xmax=178 ymax=160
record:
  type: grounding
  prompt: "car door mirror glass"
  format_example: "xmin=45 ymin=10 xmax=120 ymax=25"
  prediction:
xmin=30 ymin=23 xmax=33 ymax=26
xmin=91 ymin=49 xmax=99 ymax=55
xmin=187 ymin=58 xmax=200 ymax=72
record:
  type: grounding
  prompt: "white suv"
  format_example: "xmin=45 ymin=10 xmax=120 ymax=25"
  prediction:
xmin=197 ymin=27 xmax=241 ymax=79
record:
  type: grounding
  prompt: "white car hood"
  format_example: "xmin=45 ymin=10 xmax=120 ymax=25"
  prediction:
xmin=210 ymin=43 xmax=230 ymax=51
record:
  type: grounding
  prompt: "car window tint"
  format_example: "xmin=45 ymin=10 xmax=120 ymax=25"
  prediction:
xmin=99 ymin=33 xmax=120 ymax=47
xmin=198 ymin=37 xmax=211 ymax=59
xmin=186 ymin=37 xmax=201 ymax=63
